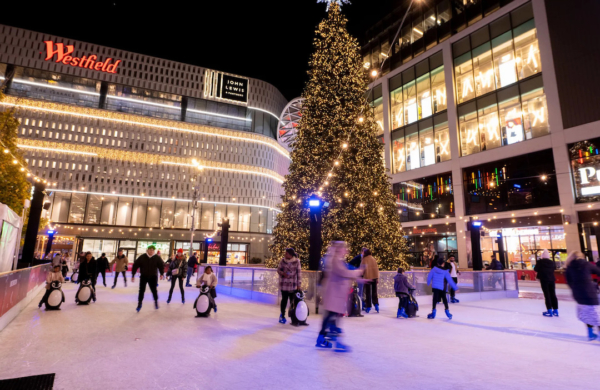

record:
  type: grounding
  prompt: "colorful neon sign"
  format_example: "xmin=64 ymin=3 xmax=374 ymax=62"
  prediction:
xmin=43 ymin=41 xmax=121 ymax=74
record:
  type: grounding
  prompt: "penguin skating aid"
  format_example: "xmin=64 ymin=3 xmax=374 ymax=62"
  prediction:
xmin=70 ymin=270 xmax=79 ymax=283
xmin=288 ymin=290 xmax=309 ymax=326
xmin=194 ymin=285 xmax=215 ymax=317
xmin=75 ymin=279 xmax=94 ymax=305
xmin=45 ymin=281 xmax=65 ymax=310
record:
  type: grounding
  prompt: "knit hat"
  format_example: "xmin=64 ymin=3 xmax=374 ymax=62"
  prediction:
xmin=177 ymin=248 xmax=184 ymax=254
xmin=541 ymin=249 xmax=550 ymax=259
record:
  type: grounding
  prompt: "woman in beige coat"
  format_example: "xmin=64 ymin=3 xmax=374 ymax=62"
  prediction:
xmin=110 ymin=249 xmax=129 ymax=288
xmin=361 ymin=249 xmax=380 ymax=313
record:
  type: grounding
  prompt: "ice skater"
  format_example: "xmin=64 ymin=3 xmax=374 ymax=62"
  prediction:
xmin=167 ymin=249 xmax=187 ymax=304
xmin=131 ymin=245 xmax=165 ymax=312
xmin=96 ymin=253 xmax=109 ymax=287
xmin=79 ymin=252 xmax=97 ymax=302
xmin=565 ymin=251 xmax=600 ymax=340
xmin=197 ymin=266 xmax=218 ymax=312
xmin=110 ymin=249 xmax=129 ymax=288
xmin=427 ymin=257 xmax=458 ymax=319
xmin=277 ymin=248 xmax=301 ymax=325
xmin=534 ymin=249 xmax=558 ymax=317
xmin=447 ymin=256 xmax=460 ymax=303
xmin=38 ymin=264 xmax=65 ymax=308
xmin=361 ymin=249 xmax=380 ymax=313
xmin=316 ymin=241 xmax=364 ymax=352
xmin=394 ymin=267 xmax=414 ymax=318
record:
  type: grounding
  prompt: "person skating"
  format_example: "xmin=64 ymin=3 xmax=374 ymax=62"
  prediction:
xmin=186 ymin=252 xmax=199 ymax=287
xmin=534 ymin=249 xmax=558 ymax=317
xmin=167 ymin=249 xmax=187 ymax=304
xmin=565 ymin=251 xmax=600 ymax=340
xmin=448 ymin=255 xmax=460 ymax=303
xmin=38 ymin=264 xmax=65 ymax=308
xmin=361 ymin=249 xmax=380 ymax=313
xmin=277 ymin=248 xmax=301 ymax=325
xmin=197 ymin=266 xmax=218 ymax=312
xmin=79 ymin=252 xmax=97 ymax=301
xmin=96 ymin=253 xmax=109 ymax=287
xmin=110 ymin=249 xmax=129 ymax=289
xmin=131 ymin=245 xmax=165 ymax=312
xmin=60 ymin=254 xmax=69 ymax=278
xmin=394 ymin=267 xmax=414 ymax=318
xmin=348 ymin=247 xmax=367 ymax=310
xmin=426 ymin=257 xmax=458 ymax=319
xmin=316 ymin=241 xmax=364 ymax=352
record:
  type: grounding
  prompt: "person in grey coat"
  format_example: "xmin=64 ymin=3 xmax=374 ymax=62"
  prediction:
xmin=394 ymin=267 xmax=414 ymax=318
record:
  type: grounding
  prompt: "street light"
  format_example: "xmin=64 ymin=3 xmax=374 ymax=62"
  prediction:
xmin=308 ymin=194 xmax=323 ymax=271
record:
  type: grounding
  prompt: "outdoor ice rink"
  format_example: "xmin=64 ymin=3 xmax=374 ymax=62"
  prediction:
xmin=0 ymin=276 xmax=597 ymax=390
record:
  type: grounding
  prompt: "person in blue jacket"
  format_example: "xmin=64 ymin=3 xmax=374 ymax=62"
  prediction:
xmin=427 ymin=257 xmax=458 ymax=319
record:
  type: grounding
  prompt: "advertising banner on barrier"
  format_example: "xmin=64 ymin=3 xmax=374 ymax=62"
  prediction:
xmin=1 ymin=270 xmax=29 ymax=317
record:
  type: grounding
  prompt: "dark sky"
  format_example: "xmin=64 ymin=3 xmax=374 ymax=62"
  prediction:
xmin=0 ymin=0 xmax=407 ymax=101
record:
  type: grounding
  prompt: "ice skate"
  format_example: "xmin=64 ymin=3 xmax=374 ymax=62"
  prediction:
xmin=374 ymin=304 xmax=379 ymax=313
xmin=279 ymin=314 xmax=286 ymax=324
xmin=588 ymin=327 xmax=598 ymax=341
xmin=315 ymin=334 xmax=332 ymax=348
xmin=334 ymin=340 xmax=351 ymax=353
xmin=427 ymin=309 xmax=436 ymax=319
xmin=552 ymin=309 xmax=559 ymax=317
xmin=543 ymin=310 xmax=553 ymax=317
xmin=445 ymin=309 xmax=453 ymax=320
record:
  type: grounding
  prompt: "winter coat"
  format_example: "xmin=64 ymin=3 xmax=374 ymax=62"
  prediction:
xmin=427 ymin=266 xmax=457 ymax=291
xmin=45 ymin=271 xmax=65 ymax=290
xmin=277 ymin=257 xmax=301 ymax=292
xmin=361 ymin=255 xmax=380 ymax=280
xmin=322 ymin=254 xmax=362 ymax=314
xmin=110 ymin=255 xmax=129 ymax=272
xmin=534 ymin=258 xmax=556 ymax=282
xmin=168 ymin=257 xmax=188 ymax=278
xmin=566 ymin=259 xmax=600 ymax=305
xmin=394 ymin=273 xmax=414 ymax=294
xmin=187 ymin=255 xmax=199 ymax=268
xmin=197 ymin=273 xmax=218 ymax=288
xmin=486 ymin=259 xmax=504 ymax=270
xmin=132 ymin=253 xmax=165 ymax=278
xmin=79 ymin=258 xmax=97 ymax=281
xmin=348 ymin=254 xmax=362 ymax=269
xmin=96 ymin=256 xmax=109 ymax=271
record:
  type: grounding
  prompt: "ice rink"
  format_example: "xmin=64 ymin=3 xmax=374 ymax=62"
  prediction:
xmin=0 ymin=275 xmax=597 ymax=390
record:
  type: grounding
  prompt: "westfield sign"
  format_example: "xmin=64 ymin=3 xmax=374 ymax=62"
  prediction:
xmin=43 ymin=40 xmax=121 ymax=73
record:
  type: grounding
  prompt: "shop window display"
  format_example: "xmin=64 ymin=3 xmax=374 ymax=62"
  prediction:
xmin=393 ymin=172 xmax=454 ymax=222
xmin=569 ymin=137 xmax=600 ymax=203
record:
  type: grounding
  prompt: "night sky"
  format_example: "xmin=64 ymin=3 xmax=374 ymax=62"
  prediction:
xmin=0 ymin=0 xmax=407 ymax=101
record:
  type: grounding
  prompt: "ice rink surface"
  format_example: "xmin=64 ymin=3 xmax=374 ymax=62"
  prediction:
xmin=0 ymin=275 xmax=597 ymax=390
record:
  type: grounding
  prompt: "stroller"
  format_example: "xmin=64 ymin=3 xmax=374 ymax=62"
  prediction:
xmin=397 ymin=289 xmax=419 ymax=318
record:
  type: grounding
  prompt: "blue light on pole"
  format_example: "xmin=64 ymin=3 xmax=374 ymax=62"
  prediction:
xmin=309 ymin=199 xmax=321 ymax=207
xmin=206 ymin=238 xmax=213 ymax=243
xmin=472 ymin=221 xmax=482 ymax=227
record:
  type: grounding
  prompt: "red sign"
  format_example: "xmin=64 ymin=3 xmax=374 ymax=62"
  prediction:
xmin=43 ymin=40 xmax=121 ymax=73
xmin=412 ymin=227 xmax=438 ymax=234
xmin=208 ymin=243 xmax=221 ymax=251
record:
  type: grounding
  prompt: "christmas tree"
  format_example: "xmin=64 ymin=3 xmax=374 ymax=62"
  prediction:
xmin=269 ymin=2 xmax=408 ymax=270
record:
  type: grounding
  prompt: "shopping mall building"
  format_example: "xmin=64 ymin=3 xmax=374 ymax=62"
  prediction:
xmin=0 ymin=24 xmax=289 ymax=263
xmin=363 ymin=0 xmax=600 ymax=269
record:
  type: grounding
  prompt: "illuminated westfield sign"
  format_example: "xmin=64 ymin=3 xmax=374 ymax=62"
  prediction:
xmin=43 ymin=40 xmax=121 ymax=73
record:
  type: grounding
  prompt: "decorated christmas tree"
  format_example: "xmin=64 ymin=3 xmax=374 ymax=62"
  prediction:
xmin=269 ymin=2 xmax=408 ymax=270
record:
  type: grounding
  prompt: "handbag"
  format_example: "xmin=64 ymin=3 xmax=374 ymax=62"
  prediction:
xmin=172 ymin=268 xmax=180 ymax=276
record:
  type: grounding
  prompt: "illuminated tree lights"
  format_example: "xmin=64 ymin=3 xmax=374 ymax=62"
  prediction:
xmin=269 ymin=3 xmax=408 ymax=270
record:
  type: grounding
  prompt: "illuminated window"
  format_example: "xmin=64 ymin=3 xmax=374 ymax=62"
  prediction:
xmin=416 ymin=74 xmax=432 ymax=120
xmin=477 ymin=95 xmax=501 ymax=152
xmin=404 ymin=81 xmax=418 ymax=124
xmin=431 ymin=66 xmax=446 ymax=113
xmin=459 ymin=102 xmax=479 ymax=156
xmin=514 ymin=20 xmax=541 ymax=80
xmin=419 ymin=120 xmax=435 ymax=167
xmin=391 ymin=129 xmax=406 ymax=174
xmin=406 ymin=125 xmax=420 ymax=170
xmin=372 ymin=97 xmax=384 ymax=136
xmin=492 ymin=32 xmax=517 ymax=88
xmin=455 ymin=53 xmax=475 ymax=104
xmin=434 ymin=114 xmax=451 ymax=163
xmin=390 ymin=84 xmax=404 ymax=129
xmin=498 ymin=85 xmax=523 ymax=146
xmin=472 ymin=43 xmax=495 ymax=96
xmin=520 ymin=76 xmax=549 ymax=139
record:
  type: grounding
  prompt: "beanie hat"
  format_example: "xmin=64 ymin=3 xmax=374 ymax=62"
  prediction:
xmin=541 ymin=249 xmax=550 ymax=259
xmin=177 ymin=248 xmax=184 ymax=254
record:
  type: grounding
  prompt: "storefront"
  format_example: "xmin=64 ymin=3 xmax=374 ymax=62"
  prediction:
xmin=404 ymin=223 xmax=457 ymax=267
xmin=206 ymin=242 xmax=248 ymax=265
xmin=393 ymin=172 xmax=455 ymax=221
xmin=80 ymin=238 xmax=171 ymax=262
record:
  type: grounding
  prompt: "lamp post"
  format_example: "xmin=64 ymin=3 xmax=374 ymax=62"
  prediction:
xmin=469 ymin=219 xmax=483 ymax=271
xmin=308 ymin=194 xmax=322 ymax=271
xmin=189 ymin=160 xmax=204 ymax=258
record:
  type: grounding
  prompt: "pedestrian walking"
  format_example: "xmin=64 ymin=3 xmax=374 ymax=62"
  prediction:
xmin=38 ymin=264 xmax=65 ymax=308
xmin=426 ymin=257 xmax=458 ymax=319
xmin=167 ymin=249 xmax=187 ymax=304
xmin=132 ymin=245 xmax=165 ymax=312
xmin=79 ymin=252 xmax=97 ymax=302
xmin=361 ymin=249 xmax=380 ymax=313
xmin=277 ymin=248 xmax=301 ymax=325
xmin=110 ymin=249 xmax=129 ymax=289
xmin=96 ymin=253 xmax=109 ymax=287
xmin=197 ymin=266 xmax=218 ymax=312
xmin=448 ymin=255 xmax=460 ymax=303
xmin=534 ymin=249 xmax=558 ymax=317
xmin=565 ymin=251 xmax=600 ymax=340
xmin=394 ymin=267 xmax=415 ymax=318
xmin=186 ymin=252 xmax=199 ymax=287
xmin=316 ymin=241 xmax=364 ymax=352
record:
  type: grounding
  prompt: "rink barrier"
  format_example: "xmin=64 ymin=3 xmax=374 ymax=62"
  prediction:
xmin=0 ymin=264 xmax=51 ymax=332
xmin=198 ymin=266 xmax=519 ymax=313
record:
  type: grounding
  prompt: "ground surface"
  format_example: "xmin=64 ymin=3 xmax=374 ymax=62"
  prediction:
xmin=0 ymin=275 xmax=597 ymax=390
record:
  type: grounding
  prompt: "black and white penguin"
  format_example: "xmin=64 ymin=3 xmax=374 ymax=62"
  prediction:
xmin=75 ymin=279 xmax=94 ymax=305
xmin=347 ymin=283 xmax=364 ymax=317
xmin=45 ymin=280 xmax=65 ymax=310
xmin=289 ymin=290 xmax=309 ymax=325
xmin=71 ymin=270 xmax=79 ymax=284
xmin=193 ymin=285 xmax=214 ymax=317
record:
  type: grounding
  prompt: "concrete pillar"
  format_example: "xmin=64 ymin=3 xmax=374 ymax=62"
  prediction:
xmin=381 ymin=80 xmax=393 ymax=171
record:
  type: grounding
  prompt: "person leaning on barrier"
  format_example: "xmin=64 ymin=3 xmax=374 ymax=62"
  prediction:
xmin=277 ymin=248 xmax=301 ymax=325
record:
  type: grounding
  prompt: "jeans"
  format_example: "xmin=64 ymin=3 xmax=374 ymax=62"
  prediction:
xmin=97 ymin=269 xmax=106 ymax=285
xmin=450 ymin=277 xmax=458 ymax=299
xmin=432 ymin=288 xmax=448 ymax=310
xmin=280 ymin=290 xmax=294 ymax=316
xmin=319 ymin=310 xmax=339 ymax=336
xmin=169 ymin=276 xmax=185 ymax=301
xmin=186 ymin=267 xmax=194 ymax=285
xmin=540 ymin=280 xmax=558 ymax=310
xmin=138 ymin=275 xmax=159 ymax=303
xmin=113 ymin=271 xmax=127 ymax=287
xmin=396 ymin=292 xmax=408 ymax=310
xmin=364 ymin=279 xmax=379 ymax=308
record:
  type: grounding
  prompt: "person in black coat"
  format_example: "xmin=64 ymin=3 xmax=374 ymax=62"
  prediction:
xmin=132 ymin=245 xmax=165 ymax=312
xmin=79 ymin=252 xmax=97 ymax=301
xmin=96 ymin=253 xmax=109 ymax=287
xmin=534 ymin=249 xmax=558 ymax=317
xmin=565 ymin=251 xmax=600 ymax=340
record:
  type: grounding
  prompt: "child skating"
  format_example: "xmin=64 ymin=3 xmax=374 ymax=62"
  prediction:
xmin=426 ymin=257 xmax=458 ymax=319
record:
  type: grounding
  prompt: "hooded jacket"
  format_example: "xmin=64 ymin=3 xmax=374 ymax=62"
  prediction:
xmin=394 ymin=273 xmax=414 ymax=294
xmin=534 ymin=257 xmax=556 ymax=282
xmin=566 ymin=258 xmax=600 ymax=305
xmin=427 ymin=266 xmax=458 ymax=291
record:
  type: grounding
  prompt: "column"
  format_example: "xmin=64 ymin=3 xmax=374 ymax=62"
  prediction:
xmin=381 ymin=79 xmax=392 ymax=171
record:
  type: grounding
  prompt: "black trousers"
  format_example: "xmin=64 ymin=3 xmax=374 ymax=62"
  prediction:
xmin=97 ymin=269 xmax=106 ymax=285
xmin=61 ymin=267 xmax=68 ymax=278
xmin=280 ymin=290 xmax=294 ymax=316
xmin=113 ymin=271 xmax=126 ymax=287
xmin=450 ymin=277 xmax=458 ymax=298
xmin=169 ymin=276 xmax=185 ymax=300
xmin=364 ymin=279 xmax=379 ymax=308
xmin=138 ymin=275 xmax=159 ymax=303
xmin=540 ymin=280 xmax=558 ymax=310
xmin=319 ymin=310 xmax=339 ymax=336
xmin=432 ymin=288 xmax=448 ymax=310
